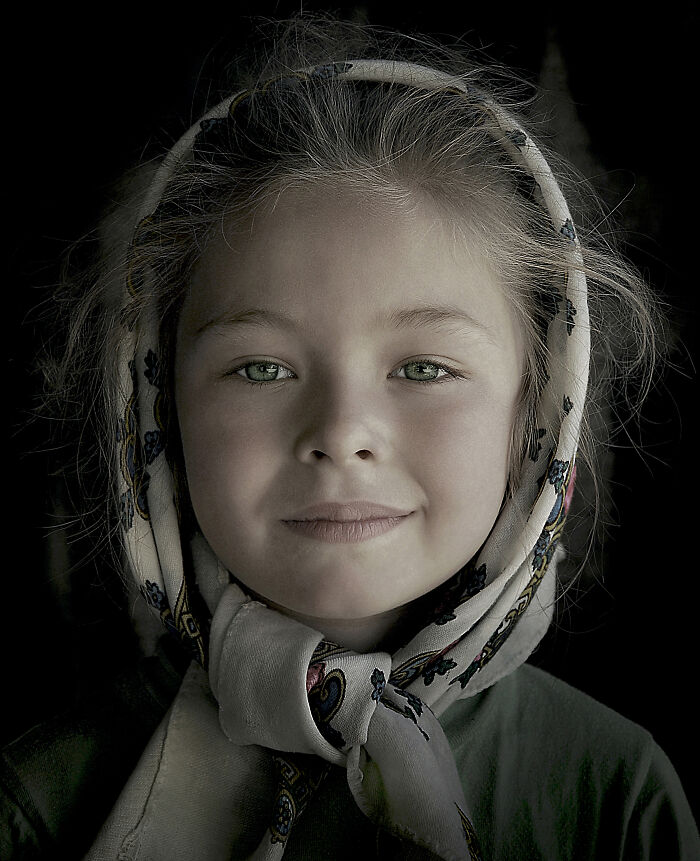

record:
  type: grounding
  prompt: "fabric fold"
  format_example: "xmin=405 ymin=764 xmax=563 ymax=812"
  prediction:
xmin=209 ymin=582 xmax=478 ymax=859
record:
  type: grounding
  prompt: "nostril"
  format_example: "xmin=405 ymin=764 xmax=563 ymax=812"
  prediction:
xmin=309 ymin=448 xmax=371 ymax=461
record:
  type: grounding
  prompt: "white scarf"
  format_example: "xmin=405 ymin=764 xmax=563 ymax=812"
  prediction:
xmin=89 ymin=60 xmax=589 ymax=861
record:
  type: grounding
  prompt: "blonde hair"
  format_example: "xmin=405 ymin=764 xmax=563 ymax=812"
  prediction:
xmin=41 ymin=13 xmax=670 ymax=584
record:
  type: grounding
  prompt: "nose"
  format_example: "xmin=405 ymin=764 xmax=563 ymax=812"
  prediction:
xmin=292 ymin=379 xmax=387 ymax=465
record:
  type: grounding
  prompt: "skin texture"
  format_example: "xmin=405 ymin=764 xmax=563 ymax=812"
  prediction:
xmin=175 ymin=188 xmax=524 ymax=652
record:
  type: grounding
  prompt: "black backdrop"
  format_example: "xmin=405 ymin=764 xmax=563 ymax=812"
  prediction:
xmin=7 ymin=2 xmax=697 ymax=816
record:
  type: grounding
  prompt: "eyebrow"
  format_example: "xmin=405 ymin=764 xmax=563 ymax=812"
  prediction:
xmin=196 ymin=302 xmax=495 ymax=340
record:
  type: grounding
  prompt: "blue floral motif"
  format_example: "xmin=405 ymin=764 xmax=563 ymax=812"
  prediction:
xmin=380 ymin=691 xmax=430 ymax=741
xmin=142 ymin=579 xmax=169 ymax=611
xmin=139 ymin=580 xmax=179 ymax=642
xmin=430 ymin=560 xmax=488 ymax=628
xmin=370 ymin=668 xmax=386 ymax=702
xmin=200 ymin=116 xmax=227 ymax=135
xmin=144 ymin=349 xmax=161 ymax=386
xmin=393 ymin=687 xmax=424 ymax=717
xmin=144 ymin=429 xmax=164 ymax=465
xmin=450 ymin=656 xmax=483 ymax=691
xmin=547 ymin=458 xmax=570 ymax=493
xmin=422 ymin=656 xmax=458 ymax=686
xmin=560 ymin=218 xmax=576 ymax=241
xmin=506 ymin=128 xmax=527 ymax=148
xmin=546 ymin=492 xmax=563 ymax=527
xmin=311 ymin=62 xmax=354 ymax=78
xmin=532 ymin=529 xmax=558 ymax=572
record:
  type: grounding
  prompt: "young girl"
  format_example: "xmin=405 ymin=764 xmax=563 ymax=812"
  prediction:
xmin=8 ymin=14 xmax=698 ymax=861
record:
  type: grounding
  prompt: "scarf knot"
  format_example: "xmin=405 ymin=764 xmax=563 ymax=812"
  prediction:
xmin=209 ymin=584 xmax=480 ymax=859
xmin=209 ymin=587 xmax=394 ymax=764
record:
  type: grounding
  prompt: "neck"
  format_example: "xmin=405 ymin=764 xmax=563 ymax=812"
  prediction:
xmin=281 ymin=605 xmax=420 ymax=653
xmin=240 ymin=588 xmax=433 ymax=653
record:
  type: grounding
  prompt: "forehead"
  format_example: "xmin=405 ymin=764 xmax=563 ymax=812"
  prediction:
xmin=182 ymin=187 xmax=517 ymax=339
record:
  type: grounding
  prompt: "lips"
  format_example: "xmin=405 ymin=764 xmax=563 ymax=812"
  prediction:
xmin=284 ymin=501 xmax=413 ymax=522
xmin=281 ymin=501 xmax=414 ymax=544
xmin=281 ymin=503 xmax=413 ymax=543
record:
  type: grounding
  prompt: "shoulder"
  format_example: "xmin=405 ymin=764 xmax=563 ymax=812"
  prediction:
xmin=502 ymin=662 xmax=658 ymax=754
xmin=441 ymin=664 xmax=700 ymax=860
xmin=442 ymin=662 xmax=660 ymax=776
xmin=441 ymin=662 xmax=663 ymax=801
xmin=0 ymin=637 xmax=188 ymax=860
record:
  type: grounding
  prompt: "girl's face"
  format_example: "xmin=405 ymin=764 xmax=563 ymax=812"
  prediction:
xmin=175 ymin=188 xmax=524 ymax=649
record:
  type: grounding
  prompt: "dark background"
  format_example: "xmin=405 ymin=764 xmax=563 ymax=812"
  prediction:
xmin=7 ymin=1 xmax=697 ymax=817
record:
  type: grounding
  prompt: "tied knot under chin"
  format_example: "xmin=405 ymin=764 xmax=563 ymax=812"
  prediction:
xmin=207 ymin=585 xmax=392 ymax=765
xmin=207 ymin=585 xmax=480 ymax=859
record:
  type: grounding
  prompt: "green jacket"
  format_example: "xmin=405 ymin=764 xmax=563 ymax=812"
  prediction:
xmin=2 ymin=640 xmax=698 ymax=860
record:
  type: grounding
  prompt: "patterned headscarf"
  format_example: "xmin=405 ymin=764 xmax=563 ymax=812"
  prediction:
xmin=112 ymin=60 xmax=588 ymax=860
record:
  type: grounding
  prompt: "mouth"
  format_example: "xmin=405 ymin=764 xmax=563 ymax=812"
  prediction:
xmin=281 ymin=513 xmax=412 ymax=544
xmin=285 ymin=501 xmax=413 ymax=522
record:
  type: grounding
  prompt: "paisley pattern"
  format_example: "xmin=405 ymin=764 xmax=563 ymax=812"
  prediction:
xmin=308 ymin=668 xmax=347 ymax=748
xmin=389 ymin=649 xmax=443 ymax=688
xmin=116 ymin=58 xmax=589 ymax=860
xmin=269 ymin=755 xmax=331 ymax=846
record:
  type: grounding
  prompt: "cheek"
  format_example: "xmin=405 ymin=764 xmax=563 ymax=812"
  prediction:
xmin=412 ymin=392 xmax=515 ymax=519
xmin=177 ymin=386 xmax=284 ymax=528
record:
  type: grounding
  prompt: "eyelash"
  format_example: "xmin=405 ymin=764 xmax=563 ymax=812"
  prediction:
xmin=227 ymin=358 xmax=468 ymax=387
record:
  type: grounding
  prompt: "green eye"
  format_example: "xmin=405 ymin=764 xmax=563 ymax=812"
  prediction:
xmin=399 ymin=360 xmax=444 ymax=382
xmin=393 ymin=360 xmax=462 ymax=384
xmin=236 ymin=362 xmax=292 ymax=383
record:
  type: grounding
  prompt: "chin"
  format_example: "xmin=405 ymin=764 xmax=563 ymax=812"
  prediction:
xmin=236 ymin=556 xmax=425 ymax=622
xmin=289 ymin=596 xmax=391 ymax=623
xmin=272 ymin=585 xmax=401 ymax=626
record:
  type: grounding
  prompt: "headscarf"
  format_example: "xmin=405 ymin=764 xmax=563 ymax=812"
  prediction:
xmin=103 ymin=60 xmax=588 ymax=861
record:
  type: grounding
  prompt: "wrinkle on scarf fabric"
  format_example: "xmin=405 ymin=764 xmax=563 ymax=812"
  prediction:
xmin=92 ymin=59 xmax=589 ymax=860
